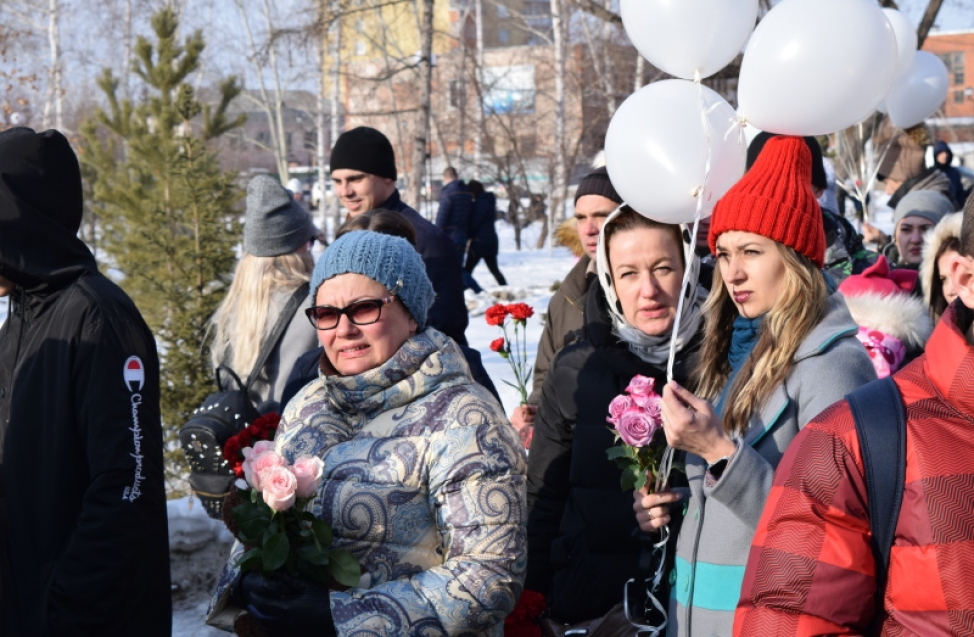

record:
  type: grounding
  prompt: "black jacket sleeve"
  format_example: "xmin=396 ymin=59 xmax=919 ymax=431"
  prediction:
xmin=524 ymin=356 xmax=575 ymax=594
xmin=48 ymin=312 xmax=171 ymax=635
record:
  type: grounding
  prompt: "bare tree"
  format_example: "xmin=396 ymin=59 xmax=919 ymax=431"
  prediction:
xmin=232 ymin=0 xmax=305 ymax=181
xmin=3 ymin=0 xmax=65 ymax=130
xmin=406 ymin=0 xmax=435 ymax=207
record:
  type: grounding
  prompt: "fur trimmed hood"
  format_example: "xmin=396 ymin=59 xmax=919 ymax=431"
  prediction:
xmin=920 ymin=211 xmax=963 ymax=310
xmin=842 ymin=291 xmax=933 ymax=352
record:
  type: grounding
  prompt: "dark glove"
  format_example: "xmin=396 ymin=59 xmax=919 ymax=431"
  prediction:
xmin=237 ymin=570 xmax=337 ymax=637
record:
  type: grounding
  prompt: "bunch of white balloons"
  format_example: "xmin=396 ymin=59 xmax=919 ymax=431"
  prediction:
xmin=605 ymin=0 xmax=949 ymax=226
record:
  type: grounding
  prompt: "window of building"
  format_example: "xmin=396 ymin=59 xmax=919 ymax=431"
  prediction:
xmin=940 ymin=52 xmax=964 ymax=85
xmin=497 ymin=3 xmax=509 ymax=17
xmin=955 ymin=89 xmax=966 ymax=104
xmin=498 ymin=28 xmax=510 ymax=44
xmin=356 ymin=39 xmax=367 ymax=56
xmin=448 ymin=80 xmax=464 ymax=108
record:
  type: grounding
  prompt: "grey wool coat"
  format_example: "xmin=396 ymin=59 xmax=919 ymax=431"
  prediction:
xmin=668 ymin=293 xmax=876 ymax=637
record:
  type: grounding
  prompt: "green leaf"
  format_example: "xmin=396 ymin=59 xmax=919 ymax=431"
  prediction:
xmin=297 ymin=543 xmax=331 ymax=566
xmin=329 ymin=549 xmax=362 ymax=588
xmin=311 ymin=520 xmax=334 ymax=548
xmin=262 ymin=533 xmax=290 ymax=571
xmin=606 ymin=446 xmax=629 ymax=461
xmin=233 ymin=547 xmax=263 ymax=571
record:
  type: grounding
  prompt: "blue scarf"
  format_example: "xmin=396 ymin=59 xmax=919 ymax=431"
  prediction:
xmin=715 ymin=315 xmax=763 ymax=417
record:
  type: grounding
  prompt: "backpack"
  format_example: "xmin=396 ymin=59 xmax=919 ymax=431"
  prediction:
xmin=179 ymin=283 xmax=309 ymax=518
xmin=845 ymin=376 xmax=907 ymax=633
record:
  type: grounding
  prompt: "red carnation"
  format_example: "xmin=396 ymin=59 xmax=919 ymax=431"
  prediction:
xmin=485 ymin=304 xmax=510 ymax=326
xmin=507 ymin=303 xmax=534 ymax=322
xmin=490 ymin=337 xmax=506 ymax=353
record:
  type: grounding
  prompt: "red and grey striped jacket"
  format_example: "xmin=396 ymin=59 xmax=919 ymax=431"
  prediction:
xmin=735 ymin=302 xmax=974 ymax=636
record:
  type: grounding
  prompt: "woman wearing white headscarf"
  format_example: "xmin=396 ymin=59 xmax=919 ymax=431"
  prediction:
xmin=525 ymin=205 xmax=706 ymax=633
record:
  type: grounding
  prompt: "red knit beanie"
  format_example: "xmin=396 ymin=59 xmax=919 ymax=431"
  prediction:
xmin=708 ymin=135 xmax=826 ymax=267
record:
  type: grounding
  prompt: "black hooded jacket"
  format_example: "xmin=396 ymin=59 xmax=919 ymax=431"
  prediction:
xmin=525 ymin=279 xmax=698 ymax=624
xmin=0 ymin=129 xmax=171 ymax=636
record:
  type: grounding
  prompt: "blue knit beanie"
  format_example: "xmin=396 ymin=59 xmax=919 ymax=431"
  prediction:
xmin=311 ymin=231 xmax=434 ymax=327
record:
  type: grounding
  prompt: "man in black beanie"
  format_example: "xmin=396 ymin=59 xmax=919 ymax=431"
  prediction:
xmin=509 ymin=167 xmax=623 ymax=444
xmin=0 ymin=128 xmax=171 ymax=635
xmin=329 ymin=126 xmax=469 ymax=345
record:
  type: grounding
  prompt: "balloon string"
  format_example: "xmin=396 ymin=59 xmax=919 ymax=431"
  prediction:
xmin=666 ymin=79 xmax=712 ymax=384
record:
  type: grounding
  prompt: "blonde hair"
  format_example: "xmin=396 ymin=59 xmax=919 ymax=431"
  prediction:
xmin=693 ymin=242 xmax=828 ymax=435
xmin=210 ymin=251 xmax=314 ymax=377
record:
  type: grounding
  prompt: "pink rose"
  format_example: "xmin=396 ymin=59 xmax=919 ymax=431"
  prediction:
xmin=245 ymin=450 xmax=287 ymax=490
xmin=292 ymin=456 xmax=325 ymax=499
xmin=607 ymin=394 xmax=634 ymax=426
xmin=614 ymin=407 xmax=660 ymax=447
xmin=626 ymin=375 xmax=657 ymax=398
xmin=260 ymin=466 xmax=297 ymax=512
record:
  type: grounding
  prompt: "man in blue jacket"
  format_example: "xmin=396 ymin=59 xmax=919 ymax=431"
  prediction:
xmin=0 ymin=128 xmax=171 ymax=636
xmin=329 ymin=126 xmax=469 ymax=345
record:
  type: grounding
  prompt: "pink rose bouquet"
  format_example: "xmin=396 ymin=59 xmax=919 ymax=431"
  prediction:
xmin=605 ymin=375 xmax=676 ymax=491
xmin=228 ymin=446 xmax=359 ymax=588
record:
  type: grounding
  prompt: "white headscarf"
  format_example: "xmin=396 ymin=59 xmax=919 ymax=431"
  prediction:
xmin=595 ymin=206 xmax=707 ymax=366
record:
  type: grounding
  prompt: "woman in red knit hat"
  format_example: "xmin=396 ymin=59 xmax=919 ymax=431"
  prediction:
xmin=632 ymin=135 xmax=876 ymax=637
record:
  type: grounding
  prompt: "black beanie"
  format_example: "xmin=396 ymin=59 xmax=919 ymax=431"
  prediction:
xmin=329 ymin=126 xmax=397 ymax=181
xmin=746 ymin=132 xmax=828 ymax=192
xmin=574 ymin=167 xmax=622 ymax=205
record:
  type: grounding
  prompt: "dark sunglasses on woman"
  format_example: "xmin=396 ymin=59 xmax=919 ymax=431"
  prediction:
xmin=305 ymin=297 xmax=395 ymax=330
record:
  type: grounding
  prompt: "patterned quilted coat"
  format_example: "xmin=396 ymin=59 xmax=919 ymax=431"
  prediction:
xmin=208 ymin=328 xmax=527 ymax=635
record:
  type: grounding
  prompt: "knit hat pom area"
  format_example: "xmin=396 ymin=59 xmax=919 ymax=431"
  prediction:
xmin=708 ymin=135 xmax=826 ymax=267
xmin=310 ymin=231 xmax=434 ymax=328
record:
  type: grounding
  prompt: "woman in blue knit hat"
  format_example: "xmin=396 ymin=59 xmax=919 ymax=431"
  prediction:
xmin=208 ymin=230 xmax=527 ymax=636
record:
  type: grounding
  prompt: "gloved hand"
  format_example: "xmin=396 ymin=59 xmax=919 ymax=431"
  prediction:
xmin=237 ymin=570 xmax=337 ymax=637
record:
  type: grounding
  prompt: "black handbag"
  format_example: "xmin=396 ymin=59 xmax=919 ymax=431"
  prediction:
xmin=179 ymin=283 xmax=308 ymax=518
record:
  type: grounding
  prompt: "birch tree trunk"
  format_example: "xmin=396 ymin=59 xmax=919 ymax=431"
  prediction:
xmin=473 ymin=0 xmax=485 ymax=180
xmin=43 ymin=0 xmax=63 ymax=130
xmin=329 ymin=0 xmax=343 ymax=232
xmin=407 ymin=0 xmax=435 ymax=209
xmin=539 ymin=0 xmax=567 ymax=249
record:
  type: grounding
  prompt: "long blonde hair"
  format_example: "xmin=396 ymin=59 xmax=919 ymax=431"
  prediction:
xmin=693 ymin=242 xmax=828 ymax=435
xmin=210 ymin=251 xmax=314 ymax=377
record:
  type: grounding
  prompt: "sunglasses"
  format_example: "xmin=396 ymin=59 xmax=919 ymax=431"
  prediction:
xmin=305 ymin=297 xmax=395 ymax=330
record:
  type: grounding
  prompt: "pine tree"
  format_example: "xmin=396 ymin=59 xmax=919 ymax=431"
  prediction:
xmin=79 ymin=8 xmax=246 ymax=487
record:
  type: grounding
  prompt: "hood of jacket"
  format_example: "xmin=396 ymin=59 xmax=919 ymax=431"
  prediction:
xmin=842 ymin=291 xmax=934 ymax=351
xmin=793 ymin=293 xmax=863 ymax=362
xmin=0 ymin=128 xmax=94 ymax=291
xmin=934 ymin=140 xmax=954 ymax=167
xmin=920 ymin=211 xmax=963 ymax=310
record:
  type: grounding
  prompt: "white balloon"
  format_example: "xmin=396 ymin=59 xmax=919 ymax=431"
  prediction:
xmin=620 ymin=0 xmax=758 ymax=81
xmin=605 ymin=80 xmax=747 ymax=224
xmin=885 ymin=51 xmax=950 ymax=129
xmin=738 ymin=0 xmax=898 ymax=136
xmin=882 ymin=9 xmax=918 ymax=80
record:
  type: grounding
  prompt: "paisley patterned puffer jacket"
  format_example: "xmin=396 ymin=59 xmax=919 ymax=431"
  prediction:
xmin=208 ymin=328 xmax=527 ymax=636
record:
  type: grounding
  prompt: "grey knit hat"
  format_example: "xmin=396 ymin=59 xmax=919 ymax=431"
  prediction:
xmin=311 ymin=231 xmax=434 ymax=327
xmin=893 ymin=190 xmax=956 ymax=232
xmin=244 ymin=174 xmax=317 ymax=257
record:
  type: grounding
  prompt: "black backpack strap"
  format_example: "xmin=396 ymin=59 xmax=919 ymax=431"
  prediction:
xmin=244 ymin=282 xmax=310 ymax=392
xmin=845 ymin=376 xmax=906 ymax=622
